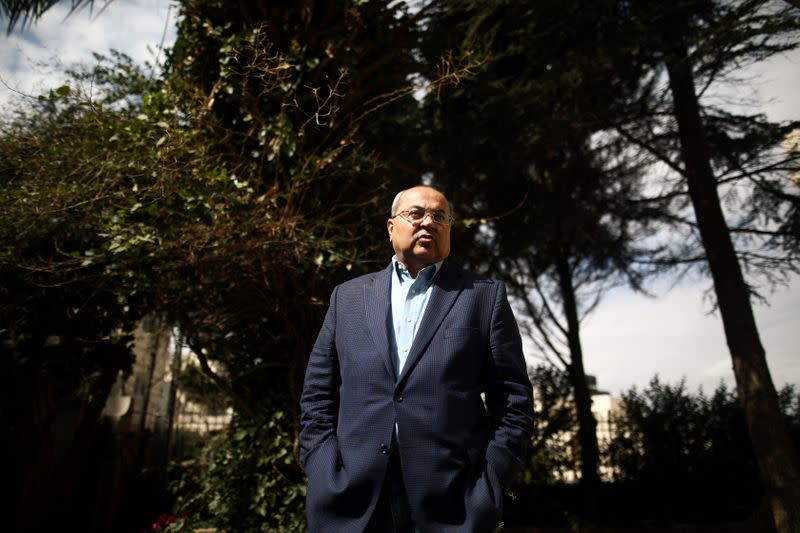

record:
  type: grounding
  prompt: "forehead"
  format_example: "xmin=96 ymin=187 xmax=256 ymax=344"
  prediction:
xmin=398 ymin=187 xmax=449 ymax=212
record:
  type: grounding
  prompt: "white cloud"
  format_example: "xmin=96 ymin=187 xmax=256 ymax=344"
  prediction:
xmin=0 ymin=0 xmax=176 ymax=110
xmin=707 ymin=50 xmax=800 ymax=123
xmin=578 ymin=272 xmax=800 ymax=395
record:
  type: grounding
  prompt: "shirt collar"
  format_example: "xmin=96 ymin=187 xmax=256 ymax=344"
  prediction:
xmin=391 ymin=256 xmax=443 ymax=287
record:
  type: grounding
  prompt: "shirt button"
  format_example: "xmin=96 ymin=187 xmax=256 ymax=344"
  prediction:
xmin=380 ymin=444 xmax=390 ymax=455
xmin=402 ymin=347 xmax=409 ymax=353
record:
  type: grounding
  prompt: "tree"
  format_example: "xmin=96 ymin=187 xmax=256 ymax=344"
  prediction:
xmin=487 ymin=143 xmax=656 ymax=496
xmin=1 ymin=0 xmax=103 ymax=33
xmin=0 ymin=56 xmax=160 ymax=530
xmin=608 ymin=378 xmax=800 ymax=525
xmin=417 ymin=0 xmax=665 ymax=503
xmin=614 ymin=2 xmax=800 ymax=528
xmin=609 ymin=379 xmax=759 ymax=486
xmin=0 ymin=36 xmax=382 ymax=531
xmin=522 ymin=364 xmax=580 ymax=485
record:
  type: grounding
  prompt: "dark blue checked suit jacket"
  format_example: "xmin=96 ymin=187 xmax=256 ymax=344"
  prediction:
xmin=299 ymin=262 xmax=534 ymax=532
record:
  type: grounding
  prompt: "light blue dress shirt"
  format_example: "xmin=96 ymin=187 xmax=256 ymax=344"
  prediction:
xmin=388 ymin=257 xmax=443 ymax=377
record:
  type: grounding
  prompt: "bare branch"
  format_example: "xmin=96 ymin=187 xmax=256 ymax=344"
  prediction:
xmin=192 ymin=344 xmax=255 ymax=417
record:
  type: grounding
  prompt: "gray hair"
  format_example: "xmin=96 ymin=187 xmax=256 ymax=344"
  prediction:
xmin=391 ymin=190 xmax=405 ymax=217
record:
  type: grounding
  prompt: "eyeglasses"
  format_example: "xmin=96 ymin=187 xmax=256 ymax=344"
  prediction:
xmin=393 ymin=207 xmax=454 ymax=226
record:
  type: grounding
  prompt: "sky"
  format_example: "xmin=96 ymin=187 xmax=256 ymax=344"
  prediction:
xmin=1 ymin=1 xmax=798 ymax=396
xmin=0 ymin=0 xmax=176 ymax=109
xmin=579 ymin=48 xmax=800 ymax=395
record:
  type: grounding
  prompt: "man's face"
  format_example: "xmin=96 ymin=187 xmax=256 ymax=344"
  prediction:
xmin=387 ymin=186 xmax=452 ymax=274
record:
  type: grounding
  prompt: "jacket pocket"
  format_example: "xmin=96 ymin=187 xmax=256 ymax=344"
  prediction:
xmin=305 ymin=436 xmax=340 ymax=475
xmin=444 ymin=326 xmax=479 ymax=338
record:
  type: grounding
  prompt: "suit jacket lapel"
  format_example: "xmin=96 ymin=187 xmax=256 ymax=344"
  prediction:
xmin=365 ymin=264 xmax=395 ymax=379
xmin=396 ymin=262 xmax=464 ymax=386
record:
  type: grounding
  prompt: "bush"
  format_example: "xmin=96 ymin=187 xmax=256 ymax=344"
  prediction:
xmin=169 ymin=409 xmax=306 ymax=532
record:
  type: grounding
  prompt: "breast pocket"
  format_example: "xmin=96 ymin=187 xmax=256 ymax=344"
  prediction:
xmin=444 ymin=327 xmax=480 ymax=338
xmin=437 ymin=327 xmax=484 ymax=380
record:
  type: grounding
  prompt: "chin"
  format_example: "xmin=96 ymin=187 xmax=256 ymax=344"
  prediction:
xmin=420 ymin=255 xmax=443 ymax=265
xmin=414 ymin=244 xmax=437 ymax=255
xmin=414 ymin=252 xmax=438 ymax=262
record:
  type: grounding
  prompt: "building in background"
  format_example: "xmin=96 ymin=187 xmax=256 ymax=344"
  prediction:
xmin=101 ymin=317 xmax=232 ymax=460
xmin=531 ymin=371 xmax=623 ymax=483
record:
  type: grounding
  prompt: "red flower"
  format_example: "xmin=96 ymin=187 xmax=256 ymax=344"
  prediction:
xmin=151 ymin=513 xmax=178 ymax=531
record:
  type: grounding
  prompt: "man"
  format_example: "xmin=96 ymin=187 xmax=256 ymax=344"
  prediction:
xmin=300 ymin=185 xmax=534 ymax=532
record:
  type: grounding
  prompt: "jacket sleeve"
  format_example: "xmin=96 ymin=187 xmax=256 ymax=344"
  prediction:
xmin=484 ymin=281 xmax=534 ymax=487
xmin=299 ymin=285 xmax=341 ymax=467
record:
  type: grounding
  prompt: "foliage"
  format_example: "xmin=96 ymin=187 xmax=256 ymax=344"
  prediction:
xmin=151 ymin=512 xmax=189 ymax=532
xmin=613 ymin=0 xmax=800 ymax=288
xmin=520 ymin=364 xmax=578 ymax=484
xmin=176 ymin=362 xmax=231 ymax=416
xmin=168 ymin=409 xmax=306 ymax=532
xmin=0 ymin=50 xmax=154 ymax=530
xmin=605 ymin=377 xmax=800 ymax=485
xmin=602 ymin=378 xmax=800 ymax=525
xmin=2 ymin=0 xmax=430 ymax=412
xmin=0 ymin=0 xmax=101 ymax=33
xmin=153 ymin=1 xmax=427 ymax=420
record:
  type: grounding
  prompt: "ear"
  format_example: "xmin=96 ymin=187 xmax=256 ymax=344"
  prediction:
xmin=387 ymin=218 xmax=394 ymax=241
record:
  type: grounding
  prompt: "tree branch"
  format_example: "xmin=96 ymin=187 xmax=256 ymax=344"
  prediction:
xmin=190 ymin=342 xmax=255 ymax=417
xmin=614 ymin=124 xmax=686 ymax=177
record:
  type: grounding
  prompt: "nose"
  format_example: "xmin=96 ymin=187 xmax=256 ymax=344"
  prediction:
xmin=419 ymin=212 xmax=436 ymax=226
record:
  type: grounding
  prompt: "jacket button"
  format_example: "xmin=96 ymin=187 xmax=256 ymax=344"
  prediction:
xmin=379 ymin=444 xmax=389 ymax=455
xmin=396 ymin=395 xmax=404 ymax=402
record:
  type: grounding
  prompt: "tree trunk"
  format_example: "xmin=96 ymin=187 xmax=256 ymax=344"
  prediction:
xmin=139 ymin=319 xmax=162 ymax=432
xmin=164 ymin=333 xmax=182 ymax=464
xmin=554 ymin=251 xmax=601 ymax=494
xmin=664 ymin=28 xmax=800 ymax=533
